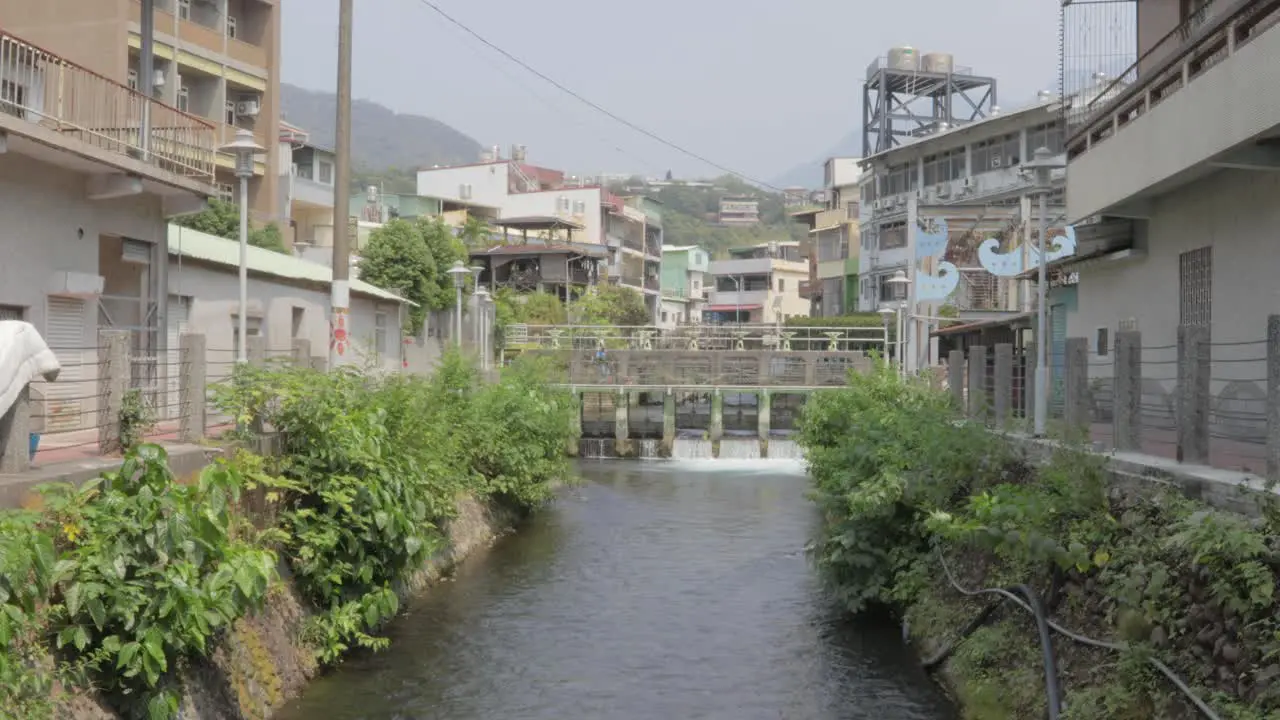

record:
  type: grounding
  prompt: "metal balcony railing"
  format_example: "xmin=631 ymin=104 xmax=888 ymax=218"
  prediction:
xmin=0 ymin=29 xmax=217 ymax=182
xmin=1069 ymin=0 xmax=1280 ymax=159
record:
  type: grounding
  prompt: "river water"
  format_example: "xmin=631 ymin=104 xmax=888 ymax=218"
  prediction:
xmin=274 ymin=459 xmax=955 ymax=720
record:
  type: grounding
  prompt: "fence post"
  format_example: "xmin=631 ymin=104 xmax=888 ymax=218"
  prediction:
xmin=0 ymin=387 xmax=31 ymax=473
xmin=1269 ymin=316 xmax=1280 ymax=482
xmin=758 ymin=389 xmax=771 ymax=443
xmin=98 ymin=330 xmax=130 ymax=454
xmin=1064 ymin=338 xmax=1089 ymax=437
xmin=247 ymin=336 xmax=266 ymax=367
xmin=662 ymin=388 xmax=676 ymax=457
xmin=179 ymin=332 xmax=206 ymax=444
xmin=1113 ymin=331 xmax=1142 ymax=452
xmin=614 ymin=388 xmax=631 ymax=457
xmin=994 ymin=344 xmax=1013 ymax=427
xmin=291 ymin=338 xmax=312 ymax=367
xmin=1024 ymin=341 xmax=1037 ymax=428
xmin=948 ymin=349 xmax=964 ymax=409
xmin=709 ymin=388 xmax=724 ymax=443
xmin=967 ymin=345 xmax=988 ymax=420
xmin=567 ymin=390 xmax=581 ymax=458
xmin=1177 ymin=324 xmax=1210 ymax=465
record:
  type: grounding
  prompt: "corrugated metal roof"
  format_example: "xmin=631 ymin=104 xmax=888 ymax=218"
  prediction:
xmin=167 ymin=225 xmax=413 ymax=305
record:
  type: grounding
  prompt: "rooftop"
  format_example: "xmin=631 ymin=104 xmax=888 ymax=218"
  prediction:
xmin=492 ymin=216 xmax=586 ymax=231
xmin=470 ymin=242 xmax=608 ymax=259
xmin=862 ymin=97 xmax=1061 ymax=165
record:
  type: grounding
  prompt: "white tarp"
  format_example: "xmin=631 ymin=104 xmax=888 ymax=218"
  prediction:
xmin=0 ymin=321 xmax=62 ymax=420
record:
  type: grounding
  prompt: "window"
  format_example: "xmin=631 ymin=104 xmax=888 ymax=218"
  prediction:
xmin=1096 ymin=328 xmax=1109 ymax=357
xmin=230 ymin=315 xmax=262 ymax=358
xmin=225 ymin=101 xmax=236 ymax=125
xmin=291 ymin=307 xmax=305 ymax=339
xmin=374 ymin=312 xmax=388 ymax=355
xmin=318 ymin=161 xmax=333 ymax=185
xmin=661 ymin=312 xmax=669 ymax=323
xmin=879 ymin=221 xmax=907 ymax=250
xmin=177 ymin=85 xmax=189 ymax=113
xmin=1027 ymin=121 xmax=1064 ymax=156
xmin=178 ymin=0 xmax=190 ymax=19
xmin=1179 ymin=246 xmax=1212 ymax=327
xmin=127 ymin=69 xmax=139 ymax=91
xmin=0 ymin=305 xmax=24 ymax=321
xmin=777 ymin=278 xmax=786 ymax=292
xmin=226 ymin=16 xmax=237 ymax=39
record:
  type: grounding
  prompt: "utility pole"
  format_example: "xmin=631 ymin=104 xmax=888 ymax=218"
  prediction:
xmin=330 ymin=0 xmax=354 ymax=367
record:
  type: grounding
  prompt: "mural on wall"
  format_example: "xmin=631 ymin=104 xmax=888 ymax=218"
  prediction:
xmin=978 ymin=224 xmax=1077 ymax=277
xmin=912 ymin=216 xmax=960 ymax=302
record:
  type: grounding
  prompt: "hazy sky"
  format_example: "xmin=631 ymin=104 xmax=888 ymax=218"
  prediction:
xmin=282 ymin=0 xmax=1061 ymax=183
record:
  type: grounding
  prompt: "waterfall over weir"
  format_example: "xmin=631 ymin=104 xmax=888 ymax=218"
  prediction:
xmin=718 ymin=438 xmax=761 ymax=460
xmin=672 ymin=438 xmax=713 ymax=460
xmin=767 ymin=440 xmax=803 ymax=460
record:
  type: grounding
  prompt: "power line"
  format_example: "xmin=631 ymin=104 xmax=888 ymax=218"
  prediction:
xmin=412 ymin=0 xmax=781 ymax=191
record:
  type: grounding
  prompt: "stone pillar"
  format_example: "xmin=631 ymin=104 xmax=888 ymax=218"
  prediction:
xmin=1269 ymin=316 xmax=1280 ymax=482
xmin=1177 ymin=325 xmax=1210 ymax=464
xmin=967 ymin=345 xmax=987 ymax=420
xmin=614 ymin=388 xmax=632 ymax=457
xmin=99 ymin=330 xmax=130 ymax=454
xmin=758 ymin=389 xmax=771 ymax=442
xmin=247 ymin=336 xmax=266 ymax=367
xmin=614 ymin=351 xmax=631 ymax=386
xmin=291 ymin=338 xmax=312 ymax=368
xmin=0 ymin=386 xmax=31 ymax=473
xmin=1064 ymin=337 xmax=1089 ymax=437
xmin=179 ymin=332 xmax=207 ymax=444
xmin=1113 ymin=331 xmax=1142 ymax=452
xmin=1025 ymin=342 xmax=1038 ymax=426
xmin=994 ymin=343 xmax=1013 ymax=427
xmin=803 ymin=355 xmax=817 ymax=386
xmin=567 ymin=390 xmax=582 ymax=458
xmin=661 ymin=389 xmax=676 ymax=457
xmin=709 ymin=388 xmax=724 ymax=443
xmin=310 ymin=356 xmax=327 ymax=372
xmin=948 ymin=349 xmax=964 ymax=409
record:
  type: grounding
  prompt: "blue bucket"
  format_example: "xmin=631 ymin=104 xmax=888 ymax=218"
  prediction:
xmin=28 ymin=433 xmax=40 ymax=460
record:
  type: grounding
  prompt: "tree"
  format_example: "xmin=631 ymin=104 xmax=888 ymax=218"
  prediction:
xmin=173 ymin=198 xmax=290 ymax=254
xmin=572 ymin=285 xmax=650 ymax=326
xmin=458 ymin=215 xmax=493 ymax=249
xmin=359 ymin=219 xmax=436 ymax=329
xmin=416 ymin=217 xmax=469 ymax=310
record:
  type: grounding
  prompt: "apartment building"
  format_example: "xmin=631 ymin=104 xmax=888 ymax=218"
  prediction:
xmin=794 ymin=158 xmax=862 ymax=317
xmin=278 ymin=123 xmax=335 ymax=251
xmin=659 ymin=245 xmax=710 ymax=327
xmin=0 ymin=0 xmax=282 ymax=224
xmin=704 ymin=243 xmax=809 ymax=324
xmin=1061 ymin=0 xmax=1280 ymax=353
xmin=718 ymin=195 xmax=761 ymax=226
xmin=417 ymin=147 xmax=663 ymax=321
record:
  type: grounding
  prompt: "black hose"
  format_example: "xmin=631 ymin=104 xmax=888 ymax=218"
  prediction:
xmin=934 ymin=548 xmax=1223 ymax=720
xmin=1010 ymin=582 xmax=1063 ymax=720
xmin=920 ymin=599 xmax=1002 ymax=670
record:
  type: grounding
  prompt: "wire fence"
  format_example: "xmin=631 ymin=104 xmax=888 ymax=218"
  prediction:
xmin=1137 ymin=342 xmax=1180 ymax=456
xmin=28 ymin=346 xmax=109 ymax=457
xmin=1208 ymin=338 xmax=1268 ymax=474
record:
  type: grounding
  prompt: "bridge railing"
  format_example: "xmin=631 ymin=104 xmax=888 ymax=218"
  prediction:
xmin=527 ymin=348 xmax=876 ymax=389
xmin=504 ymin=324 xmax=887 ymax=353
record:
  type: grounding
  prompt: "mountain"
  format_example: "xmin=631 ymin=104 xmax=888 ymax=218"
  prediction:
xmin=280 ymin=83 xmax=482 ymax=174
xmin=770 ymin=130 xmax=862 ymax=189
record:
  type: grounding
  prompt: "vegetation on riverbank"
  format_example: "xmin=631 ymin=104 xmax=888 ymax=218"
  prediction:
xmin=798 ymin=362 xmax=1280 ymax=719
xmin=0 ymin=352 xmax=573 ymax=720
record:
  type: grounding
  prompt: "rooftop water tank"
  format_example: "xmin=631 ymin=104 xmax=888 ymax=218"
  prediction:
xmin=887 ymin=46 xmax=919 ymax=71
xmin=922 ymin=52 xmax=953 ymax=74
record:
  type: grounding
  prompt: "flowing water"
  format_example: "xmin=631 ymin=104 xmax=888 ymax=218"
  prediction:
xmin=718 ymin=437 xmax=762 ymax=460
xmin=274 ymin=460 xmax=955 ymax=720
xmin=672 ymin=437 xmax=713 ymax=459
xmin=768 ymin=438 xmax=803 ymax=460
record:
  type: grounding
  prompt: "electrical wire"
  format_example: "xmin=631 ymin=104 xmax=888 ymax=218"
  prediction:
xmin=410 ymin=0 xmax=781 ymax=191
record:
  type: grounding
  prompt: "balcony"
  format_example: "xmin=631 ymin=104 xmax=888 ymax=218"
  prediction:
xmin=707 ymin=289 xmax=769 ymax=309
xmin=0 ymin=28 xmax=216 ymax=185
xmin=291 ymin=174 xmax=333 ymax=208
xmin=1066 ymin=0 xmax=1280 ymax=220
xmin=227 ymin=37 xmax=268 ymax=70
xmin=644 ymin=276 xmax=660 ymax=293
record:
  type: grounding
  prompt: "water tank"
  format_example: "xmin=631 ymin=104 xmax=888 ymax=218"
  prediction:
xmin=1037 ymin=90 xmax=1053 ymax=102
xmin=922 ymin=52 xmax=953 ymax=74
xmin=990 ymin=105 xmax=1001 ymax=116
xmin=512 ymin=144 xmax=528 ymax=162
xmin=887 ymin=46 xmax=919 ymax=71
xmin=365 ymin=185 xmax=378 ymax=204
xmin=490 ymin=144 xmax=502 ymax=161
xmin=479 ymin=147 xmax=495 ymax=162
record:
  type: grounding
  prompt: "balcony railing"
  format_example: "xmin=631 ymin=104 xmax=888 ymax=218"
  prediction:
xmin=1069 ymin=0 xmax=1280 ymax=158
xmin=0 ymin=29 xmax=216 ymax=183
xmin=644 ymin=276 xmax=660 ymax=292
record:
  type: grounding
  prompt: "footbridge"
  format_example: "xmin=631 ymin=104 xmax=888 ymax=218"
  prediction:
xmin=505 ymin=324 xmax=886 ymax=458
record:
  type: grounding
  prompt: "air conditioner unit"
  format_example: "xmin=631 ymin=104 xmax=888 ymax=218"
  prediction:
xmin=459 ymin=183 xmax=473 ymax=200
xmin=936 ymin=184 xmax=951 ymax=198
xmin=962 ymin=176 xmax=974 ymax=188
xmin=572 ymin=200 xmax=586 ymax=215
xmin=872 ymin=200 xmax=882 ymax=211
xmin=235 ymin=98 xmax=260 ymax=117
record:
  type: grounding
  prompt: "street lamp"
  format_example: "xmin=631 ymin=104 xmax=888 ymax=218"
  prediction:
xmin=887 ymin=270 xmax=911 ymax=376
xmin=474 ymin=287 xmax=491 ymax=371
xmin=878 ymin=305 xmax=895 ymax=363
xmin=219 ymin=128 xmax=264 ymax=364
xmin=1025 ymin=146 xmax=1067 ymax=436
xmin=446 ymin=261 xmax=469 ymax=346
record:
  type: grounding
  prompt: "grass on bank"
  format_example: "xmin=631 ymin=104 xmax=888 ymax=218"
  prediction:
xmin=797 ymin=361 xmax=1280 ymax=719
xmin=0 ymin=351 xmax=574 ymax=720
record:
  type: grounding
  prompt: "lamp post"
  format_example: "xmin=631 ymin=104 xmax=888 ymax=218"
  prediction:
xmin=1025 ymin=146 xmax=1066 ymax=436
xmin=469 ymin=265 xmax=484 ymax=349
xmin=474 ymin=287 xmax=491 ymax=371
xmin=219 ymin=129 xmax=264 ymax=364
xmin=878 ymin=305 xmax=895 ymax=363
xmin=887 ymin=270 xmax=911 ymax=377
xmin=447 ymin=261 xmax=469 ymax=347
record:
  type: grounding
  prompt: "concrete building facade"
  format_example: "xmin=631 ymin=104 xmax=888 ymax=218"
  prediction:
xmin=659 ymin=245 xmax=710 ymax=327
xmin=704 ymin=243 xmax=809 ymax=324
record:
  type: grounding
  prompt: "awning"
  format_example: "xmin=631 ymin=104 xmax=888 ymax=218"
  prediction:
xmin=931 ymin=312 xmax=1033 ymax=337
xmin=704 ymin=304 xmax=762 ymax=312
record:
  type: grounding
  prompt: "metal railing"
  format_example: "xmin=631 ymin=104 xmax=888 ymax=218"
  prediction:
xmin=503 ymin=324 xmax=887 ymax=353
xmin=0 ymin=29 xmax=217 ymax=182
xmin=1069 ymin=0 xmax=1280 ymax=157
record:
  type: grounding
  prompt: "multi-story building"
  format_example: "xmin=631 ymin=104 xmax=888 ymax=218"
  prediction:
xmin=659 ymin=245 xmax=711 ymax=327
xmin=794 ymin=158 xmax=862 ymax=317
xmin=0 ymin=0 xmax=282 ymax=225
xmin=704 ymin=242 xmax=809 ymax=324
xmin=417 ymin=147 xmax=662 ymax=321
xmin=718 ymin=195 xmax=761 ymax=226
xmin=1060 ymin=0 xmax=1280 ymax=352
xmin=279 ymin=122 xmax=335 ymax=251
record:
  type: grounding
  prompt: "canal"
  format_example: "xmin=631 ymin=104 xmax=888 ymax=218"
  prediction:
xmin=275 ymin=459 xmax=955 ymax=719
